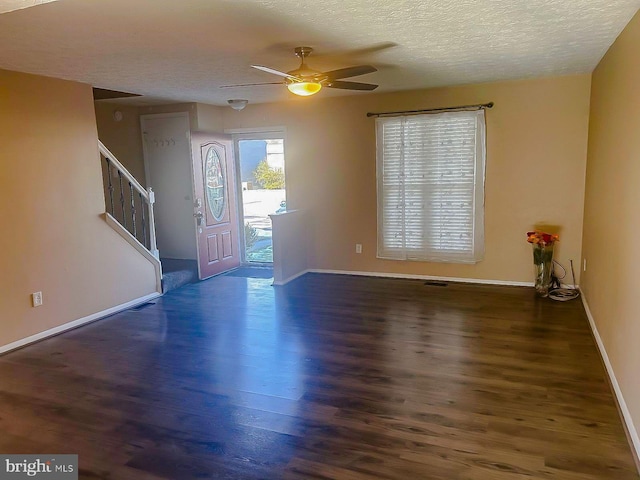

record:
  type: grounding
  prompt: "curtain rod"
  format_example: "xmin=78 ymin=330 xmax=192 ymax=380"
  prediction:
xmin=366 ymin=102 xmax=494 ymax=118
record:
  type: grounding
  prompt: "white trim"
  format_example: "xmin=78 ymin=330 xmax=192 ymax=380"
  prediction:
xmin=232 ymin=135 xmax=247 ymax=262
xmin=99 ymin=140 xmax=159 ymax=256
xmin=104 ymin=213 xmax=163 ymax=293
xmin=272 ymin=269 xmax=311 ymax=286
xmin=270 ymin=268 xmax=578 ymax=289
xmin=580 ymin=291 xmax=640 ymax=470
xmin=98 ymin=141 xmax=148 ymax=199
xmin=307 ymin=269 xmax=533 ymax=287
xmin=275 ymin=267 xmax=578 ymax=290
xmin=0 ymin=292 xmax=161 ymax=355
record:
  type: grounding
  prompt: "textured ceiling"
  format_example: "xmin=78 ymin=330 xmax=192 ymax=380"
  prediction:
xmin=0 ymin=0 xmax=57 ymax=14
xmin=0 ymin=0 xmax=638 ymax=106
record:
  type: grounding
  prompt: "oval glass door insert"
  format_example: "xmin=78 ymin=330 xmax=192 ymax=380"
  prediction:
xmin=205 ymin=146 xmax=225 ymax=221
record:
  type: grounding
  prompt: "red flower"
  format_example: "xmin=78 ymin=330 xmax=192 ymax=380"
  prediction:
xmin=526 ymin=231 xmax=559 ymax=246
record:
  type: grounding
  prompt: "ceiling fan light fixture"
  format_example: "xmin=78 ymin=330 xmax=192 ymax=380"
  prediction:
xmin=287 ymin=81 xmax=322 ymax=96
xmin=227 ymin=99 xmax=248 ymax=111
xmin=240 ymin=47 xmax=378 ymax=96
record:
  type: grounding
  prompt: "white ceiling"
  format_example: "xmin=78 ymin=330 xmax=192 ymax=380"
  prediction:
xmin=0 ymin=0 xmax=57 ymax=14
xmin=0 ymin=0 xmax=638 ymax=106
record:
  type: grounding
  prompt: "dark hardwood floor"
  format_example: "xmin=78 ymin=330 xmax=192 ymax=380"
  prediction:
xmin=0 ymin=273 xmax=638 ymax=479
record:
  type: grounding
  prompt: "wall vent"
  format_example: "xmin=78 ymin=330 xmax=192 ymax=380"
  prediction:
xmin=424 ymin=281 xmax=448 ymax=287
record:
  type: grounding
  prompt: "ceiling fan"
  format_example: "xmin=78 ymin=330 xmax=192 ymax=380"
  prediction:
xmin=222 ymin=46 xmax=378 ymax=97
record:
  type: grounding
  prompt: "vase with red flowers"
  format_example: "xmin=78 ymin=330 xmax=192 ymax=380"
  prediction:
xmin=526 ymin=231 xmax=559 ymax=297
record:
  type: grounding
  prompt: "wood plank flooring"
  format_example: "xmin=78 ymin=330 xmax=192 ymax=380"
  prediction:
xmin=0 ymin=273 xmax=637 ymax=479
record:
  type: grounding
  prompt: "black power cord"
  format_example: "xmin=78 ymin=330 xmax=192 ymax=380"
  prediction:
xmin=549 ymin=259 xmax=580 ymax=301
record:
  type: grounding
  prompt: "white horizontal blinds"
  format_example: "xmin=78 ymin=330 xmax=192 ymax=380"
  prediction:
xmin=378 ymin=120 xmax=405 ymax=256
xmin=376 ymin=109 xmax=486 ymax=263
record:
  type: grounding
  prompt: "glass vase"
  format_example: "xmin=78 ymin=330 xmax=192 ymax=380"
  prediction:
xmin=532 ymin=243 xmax=554 ymax=297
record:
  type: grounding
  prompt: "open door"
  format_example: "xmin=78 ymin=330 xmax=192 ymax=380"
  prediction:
xmin=191 ymin=132 xmax=240 ymax=279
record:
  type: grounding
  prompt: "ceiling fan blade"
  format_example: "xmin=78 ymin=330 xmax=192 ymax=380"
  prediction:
xmin=326 ymin=80 xmax=378 ymax=91
xmin=220 ymin=82 xmax=282 ymax=88
xmin=323 ymin=65 xmax=377 ymax=80
xmin=251 ymin=65 xmax=300 ymax=81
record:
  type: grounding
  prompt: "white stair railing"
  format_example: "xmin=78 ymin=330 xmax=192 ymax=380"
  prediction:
xmin=98 ymin=141 xmax=159 ymax=258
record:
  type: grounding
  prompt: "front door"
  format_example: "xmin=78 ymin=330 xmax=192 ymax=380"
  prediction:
xmin=191 ymin=132 xmax=240 ymax=279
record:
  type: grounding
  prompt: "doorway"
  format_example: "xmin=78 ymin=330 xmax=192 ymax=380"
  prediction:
xmin=191 ymin=132 xmax=240 ymax=279
xmin=141 ymin=113 xmax=241 ymax=282
xmin=235 ymin=133 xmax=286 ymax=264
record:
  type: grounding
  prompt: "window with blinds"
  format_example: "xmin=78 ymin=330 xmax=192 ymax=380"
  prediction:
xmin=376 ymin=110 xmax=486 ymax=263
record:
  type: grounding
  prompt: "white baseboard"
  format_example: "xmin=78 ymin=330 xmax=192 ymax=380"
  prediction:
xmin=307 ymin=268 xmax=534 ymax=287
xmin=272 ymin=269 xmax=311 ymax=286
xmin=274 ymin=268 xmax=575 ymax=290
xmin=0 ymin=292 xmax=161 ymax=355
xmin=580 ymin=291 xmax=640 ymax=470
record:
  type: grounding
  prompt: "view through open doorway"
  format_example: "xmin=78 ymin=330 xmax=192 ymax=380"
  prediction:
xmin=237 ymin=135 xmax=285 ymax=263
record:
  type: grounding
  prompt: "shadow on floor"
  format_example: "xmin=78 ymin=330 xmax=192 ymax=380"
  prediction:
xmin=224 ymin=266 xmax=273 ymax=279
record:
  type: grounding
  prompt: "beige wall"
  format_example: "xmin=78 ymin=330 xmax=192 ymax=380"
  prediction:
xmin=271 ymin=210 xmax=309 ymax=285
xmin=222 ymin=75 xmax=591 ymax=283
xmin=582 ymin=10 xmax=640 ymax=443
xmin=138 ymin=102 xmax=198 ymax=129
xmin=0 ymin=69 xmax=157 ymax=347
xmin=95 ymin=102 xmax=226 ymax=187
xmin=92 ymin=76 xmax=591 ymax=284
xmin=94 ymin=103 xmax=146 ymax=184
xmin=95 ymin=102 xmax=206 ymax=188
xmin=196 ymin=103 xmax=225 ymax=132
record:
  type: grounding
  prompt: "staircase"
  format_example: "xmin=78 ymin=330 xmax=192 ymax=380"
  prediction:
xmin=160 ymin=258 xmax=198 ymax=293
xmin=98 ymin=141 xmax=162 ymax=293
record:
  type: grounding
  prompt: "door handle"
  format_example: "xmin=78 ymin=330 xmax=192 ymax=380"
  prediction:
xmin=194 ymin=211 xmax=203 ymax=226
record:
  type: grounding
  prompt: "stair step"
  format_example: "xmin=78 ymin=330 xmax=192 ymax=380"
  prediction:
xmin=161 ymin=258 xmax=198 ymax=294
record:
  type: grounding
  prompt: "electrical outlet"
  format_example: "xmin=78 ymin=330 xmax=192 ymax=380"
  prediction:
xmin=583 ymin=259 xmax=587 ymax=272
xmin=355 ymin=244 xmax=362 ymax=254
xmin=32 ymin=291 xmax=43 ymax=307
